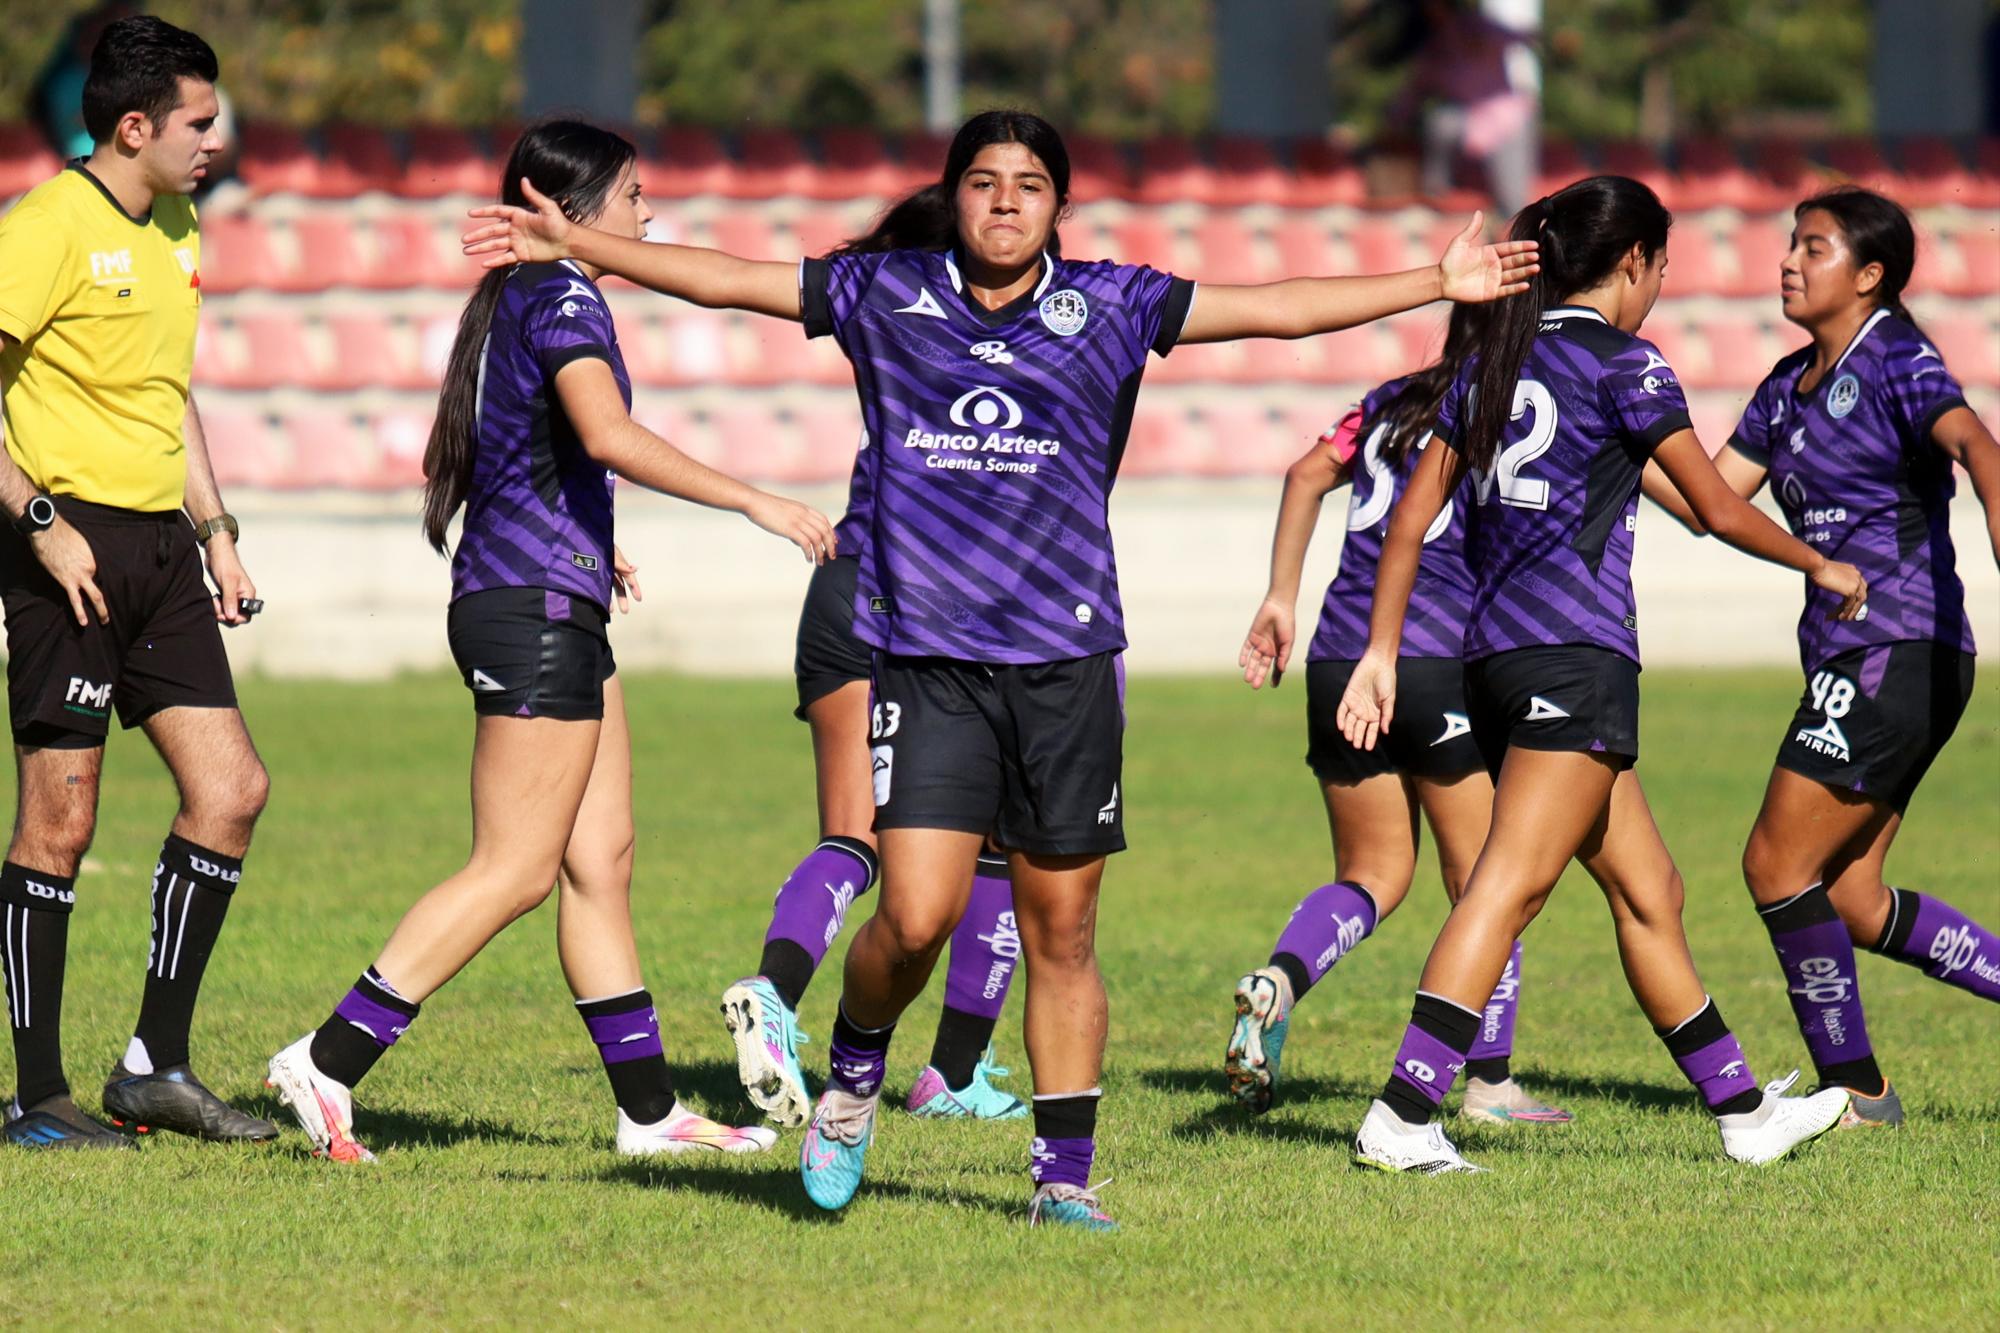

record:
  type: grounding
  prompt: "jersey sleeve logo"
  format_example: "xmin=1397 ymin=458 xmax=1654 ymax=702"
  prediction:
xmin=1038 ymin=288 xmax=1088 ymax=336
xmin=1637 ymin=349 xmax=1676 ymax=394
xmin=1827 ymin=373 xmax=1860 ymax=420
xmin=559 ymin=278 xmax=601 ymax=317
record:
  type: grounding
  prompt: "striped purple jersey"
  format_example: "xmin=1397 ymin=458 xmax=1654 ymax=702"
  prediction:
xmin=1308 ymin=376 xmax=1475 ymax=662
xmin=1435 ymin=306 xmax=1693 ymax=665
xmin=1728 ymin=310 xmax=1975 ymax=672
xmin=451 ymin=260 xmax=623 ymax=610
xmin=802 ymin=249 xmax=1195 ymax=662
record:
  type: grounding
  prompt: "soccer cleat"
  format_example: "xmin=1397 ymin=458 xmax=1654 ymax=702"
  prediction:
xmin=265 ymin=1034 xmax=375 ymax=1164
xmin=799 ymin=1087 xmax=877 ymax=1211
xmin=1834 ymin=1079 xmax=1904 ymax=1130
xmin=102 ymin=1061 xmax=278 ymax=1142
xmin=720 ymin=976 xmax=812 ymax=1128
xmin=1224 ymin=967 xmax=1292 ymax=1114
xmin=1352 ymin=1099 xmax=1486 ymax=1175
xmin=616 ymin=1103 xmax=779 ymax=1156
xmin=1459 ymin=1076 xmax=1574 ymax=1125
xmin=1716 ymin=1072 xmax=1849 ymax=1164
xmin=3 ymin=1094 xmax=136 ymax=1150
xmin=904 ymin=1046 xmax=1028 ymax=1120
xmin=1028 ymin=1182 xmax=1118 ymax=1231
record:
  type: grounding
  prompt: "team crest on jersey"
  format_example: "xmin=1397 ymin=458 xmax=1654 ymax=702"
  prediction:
xmin=1827 ymin=373 xmax=1860 ymax=420
xmin=1039 ymin=288 xmax=1088 ymax=336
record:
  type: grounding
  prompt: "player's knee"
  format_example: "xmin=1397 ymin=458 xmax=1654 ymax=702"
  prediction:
xmin=16 ymin=808 xmax=96 ymax=872
xmin=1021 ymin=911 xmax=1097 ymax=973
xmin=875 ymin=900 xmax=954 ymax=959
xmin=233 ymin=759 xmax=271 ymax=825
xmin=562 ymin=836 xmax=634 ymax=900
xmin=1740 ymin=827 xmax=1791 ymax=900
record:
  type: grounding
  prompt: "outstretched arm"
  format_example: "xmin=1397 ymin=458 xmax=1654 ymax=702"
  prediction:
xmin=554 ymin=359 xmax=833 ymax=562
xmin=1931 ymin=404 xmax=2000 ymax=567
xmin=464 ymin=178 xmax=801 ymax=320
xmin=1179 ymin=213 xmax=1538 ymax=344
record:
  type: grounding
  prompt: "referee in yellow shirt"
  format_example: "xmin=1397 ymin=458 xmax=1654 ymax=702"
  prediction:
xmin=0 ymin=16 xmax=274 ymax=1149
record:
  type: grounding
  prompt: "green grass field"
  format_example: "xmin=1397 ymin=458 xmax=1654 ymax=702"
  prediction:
xmin=1 ymin=668 xmax=1995 ymax=1328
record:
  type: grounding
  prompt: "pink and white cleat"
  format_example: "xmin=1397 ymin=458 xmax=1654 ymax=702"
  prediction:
xmin=617 ymin=1103 xmax=779 ymax=1156
xmin=266 ymin=1034 xmax=375 ymax=1163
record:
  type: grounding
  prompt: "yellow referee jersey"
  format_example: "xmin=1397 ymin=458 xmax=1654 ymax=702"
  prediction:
xmin=0 ymin=166 xmax=201 ymax=513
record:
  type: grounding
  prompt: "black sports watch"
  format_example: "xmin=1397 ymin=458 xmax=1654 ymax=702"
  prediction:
xmin=12 ymin=494 xmax=55 ymax=538
xmin=193 ymin=512 xmax=239 ymax=544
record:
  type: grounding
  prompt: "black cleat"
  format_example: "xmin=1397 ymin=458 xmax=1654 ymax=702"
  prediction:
xmin=4 ymin=1093 xmax=137 ymax=1150
xmin=101 ymin=1061 xmax=278 ymax=1142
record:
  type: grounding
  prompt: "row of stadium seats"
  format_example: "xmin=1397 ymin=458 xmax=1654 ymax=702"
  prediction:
xmin=5 ymin=121 xmax=2000 ymax=209
xmin=190 ymin=300 xmax=1999 ymax=394
xmin=187 ymin=204 xmax=2000 ymax=300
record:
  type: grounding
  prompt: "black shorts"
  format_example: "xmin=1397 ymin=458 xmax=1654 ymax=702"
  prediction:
xmin=1465 ymin=644 xmax=1641 ymax=778
xmin=1 ymin=497 xmax=236 ymax=747
xmin=1776 ymin=642 xmax=1974 ymax=813
xmin=1305 ymin=657 xmax=1483 ymax=784
xmin=870 ymin=651 xmax=1125 ymax=857
xmin=446 ymin=587 xmax=614 ymax=721
xmin=794 ymin=555 xmax=871 ymax=720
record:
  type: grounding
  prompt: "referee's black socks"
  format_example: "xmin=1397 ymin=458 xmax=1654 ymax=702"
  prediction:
xmin=2 ymin=862 xmax=76 ymax=1109
xmin=128 ymin=834 xmax=243 ymax=1073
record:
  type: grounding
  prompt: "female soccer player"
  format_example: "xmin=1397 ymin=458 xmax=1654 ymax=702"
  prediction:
xmin=463 ymin=109 xmax=1538 ymax=1226
xmin=265 ymin=120 xmax=834 ymax=1163
xmin=1646 ymin=187 xmax=1999 ymax=1124
xmin=1230 ymin=305 xmax=1569 ymax=1126
xmin=1337 ymin=175 xmax=1866 ymax=1174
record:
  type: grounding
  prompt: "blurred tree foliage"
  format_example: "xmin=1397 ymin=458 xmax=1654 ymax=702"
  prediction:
xmin=4 ymin=0 xmax=1876 ymax=139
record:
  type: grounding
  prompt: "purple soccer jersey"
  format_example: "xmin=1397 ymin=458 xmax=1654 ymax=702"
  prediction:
xmin=451 ymin=260 xmax=624 ymax=610
xmin=802 ymin=249 xmax=1195 ymax=663
xmin=1307 ymin=376 xmax=1475 ymax=662
xmin=1728 ymin=310 xmax=1975 ymax=672
xmin=1435 ymin=306 xmax=1693 ymax=664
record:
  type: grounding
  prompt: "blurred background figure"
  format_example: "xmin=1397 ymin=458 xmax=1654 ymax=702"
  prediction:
xmin=1387 ymin=0 xmax=1541 ymax=215
xmin=29 ymin=2 xmax=138 ymax=161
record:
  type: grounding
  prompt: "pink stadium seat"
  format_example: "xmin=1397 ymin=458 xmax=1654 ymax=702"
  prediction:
xmin=736 ymin=128 xmax=818 ymax=198
xmin=1682 ymin=317 xmax=1766 ymax=390
xmin=709 ymin=209 xmax=781 ymax=261
xmin=326 ymin=311 xmax=430 ymax=391
xmin=1348 ymin=217 xmax=1416 ymax=274
xmin=234 ymin=312 xmax=319 ymax=390
xmin=199 ymin=405 xmax=288 ymax=487
xmin=1110 ymin=215 xmax=1178 ymax=271
xmin=197 ymin=214 xmax=289 ymax=295
xmin=1286 ymin=139 xmax=1366 ymax=208
xmin=817 ymin=128 xmax=903 ymax=200
xmin=1641 ymin=320 xmax=1699 ymax=384
xmin=1952 ymin=225 xmax=1999 ymax=295
xmin=1535 ymin=138 xmax=1591 ymax=198
xmin=730 ymin=318 xmax=822 ymax=387
xmin=1897 ymin=137 xmax=1978 ymax=208
xmin=1194 ymin=403 xmax=1293 ymax=477
xmin=1270 ymin=217 xmax=1335 ymax=275
xmin=365 ymin=215 xmax=479 ymax=289
xmin=1390 ymin=310 xmax=1448 ymax=370
xmin=369 ymin=410 xmax=433 ymax=487
xmin=1118 ymin=409 xmax=1192 ymax=477
xmin=1135 ymin=137 xmax=1214 ymax=206
xmin=284 ymin=408 xmax=382 ymax=488
xmin=319 ymin=124 xmax=402 ymax=196
xmin=1067 ymin=135 xmax=1131 ymax=203
xmin=1210 ymin=136 xmax=1290 ymax=207
xmin=1927 ymin=314 xmax=1999 ymax=388
xmin=234 ymin=123 xmax=324 ymax=196
xmin=1314 ymin=323 xmax=1395 ymax=385
xmin=1191 ymin=215 xmax=1269 ymax=285
xmin=0 ymin=124 xmax=63 ymax=198
xmin=289 ymin=213 xmax=377 ymax=290
xmin=652 ymin=127 xmax=736 ymax=198
xmin=1724 ymin=217 xmax=1792 ymax=299
xmin=398 ymin=125 xmax=494 ymax=198
xmin=792 ymin=208 xmax=855 ymax=260
xmin=1674 ymin=137 xmax=1762 ymax=212
xmin=1598 ymin=140 xmax=1674 ymax=204
xmin=1663 ymin=227 xmax=1726 ymax=296
xmin=1236 ymin=339 xmax=1317 ymax=383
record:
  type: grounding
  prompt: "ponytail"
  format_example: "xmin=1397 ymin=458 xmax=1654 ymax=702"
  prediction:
xmin=1372 ymin=302 xmax=1490 ymax=468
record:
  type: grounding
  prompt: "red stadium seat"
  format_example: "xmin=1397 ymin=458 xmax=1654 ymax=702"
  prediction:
xmin=816 ymin=129 xmax=903 ymax=200
xmin=1896 ymin=136 xmax=1980 ymax=208
xmin=892 ymin=131 xmax=952 ymax=194
xmin=283 ymin=408 xmax=383 ymax=488
xmin=197 ymin=214 xmax=289 ymax=294
xmin=1347 ymin=217 xmax=1417 ymax=274
xmin=1969 ymin=139 xmax=2000 ymax=208
xmin=735 ymin=128 xmax=818 ymax=199
xmin=365 ymin=215 xmax=480 ymax=290
xmin=1752 ymin=139 xmax=1821 ymax=211
xmin=652 ymin=127 xmax=736 ymax=198
xmin=199 ymin=404 xmax=288 ymax=487
xmin=1210 ymin=136 xmax=1291 ymax=207
xmin=1640 ymin=320 xmax=1699 ymax=385
xmin=398 ymin=125 xmax=494 ymax=198
xmin=1270 ymin=217 xmax=1335 ymax=275
xmin=1190 ymin=215 xmax=1269 ymax=285
xmin=1313 ymin=323 xmax=1396 ymax=385
xmin=1673 ymin=137 xmax=1762 ymax=211
xmin=326 ymin=311 xmax=431 ymax=391
xmin=1926 ymin=314 xmax=2000 ymax=388
xmin=1598 ymin=140 xmax=1673 ymax=204
xmin=1951 ymin=224 xmax=1999 ymax=295
xmin=0 ymin=124 xmax=63 ymax=198
xmin=709 ymin=209 xmax=781 ymax=261
xmin=1724 ymin=216 xmax=1793 ymax=300
xmin=286 ymin=213 xmax=370 ymax=290
xmin=1236 ymin=338 xmax=1318 ymax=383
xmin=1118 ymin=408 xmax=1197 ymax=477
xmin=1535 ymin=138 xmax=1591 ymax=198
xmin=1824 ymin=137 xmax=1897 ymax=195
xmin=1389 ymin=310 xmax=1449 ymax=370
xmin=1109 ymin=215 xmax=1178 ymax=271
xmin=1066 ymin=135 xmax=1132 ymax=203
xmin=234 ymin=123 xmax=323 ymax=196
xmin=1682 ymin=317 xmax=1766 ymax=390
xmin=319 ymin=124 xmax=402 ymax=196
xmin=369 ymin=409 xmax=433 ymax=487
xmin=1663 ymin=227 xmax=1727 ymax=296
xmin=792 ymin=208 xmax=856 ymax=260
xmin=1135 ymin=137 xmax=1214 ymax=206
xmin=1286 ymin=139 xmax=1366 ymax=208
xmin=1193 ymin=403 xmax=1294 ymax=477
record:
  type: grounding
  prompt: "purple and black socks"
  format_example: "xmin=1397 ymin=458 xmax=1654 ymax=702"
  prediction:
xmin=1758 ymin=884 xmax=1882 ymax=1092
xmin=1872 ymin=887 xmax=1999 ymax=1003
xmin=827 ymin=1004 xmax=895 ymax=1098
xmin=1466 ymin=943 xmax=1523 ymax=1084
xmin=1030 ymin=1090 xmax=1100 ymax=1191
xmin=310 ymin=967 xmax=420 ymax=1090
xmin=1380 ymin=991 xmax=1479 ymax=1125
xmin=1657 ymin=997 xmax=1763 ymax=1117
xmin=757 ymin=836 xmax=879 ymax=1011
xmin=577 ymin=988 xmax=676 ymax=1123
xmin=929 ymin=853 xmax=1018 ymax=1090
xmin=1 ymin=861 xmax=75 ymax=1109
xmin=1268 ymin=880 xmax=1378 ymax=1001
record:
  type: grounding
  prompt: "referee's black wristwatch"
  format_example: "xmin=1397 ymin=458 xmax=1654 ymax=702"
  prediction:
xmin=12 ymin=494 xmax=55 ymax=538
xmin=193 ymin=512 xmax=239 ymax=544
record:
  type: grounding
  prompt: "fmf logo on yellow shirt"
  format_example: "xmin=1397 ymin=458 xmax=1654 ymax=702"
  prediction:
xmin=90 ymin=249 xmax=134 ymax=282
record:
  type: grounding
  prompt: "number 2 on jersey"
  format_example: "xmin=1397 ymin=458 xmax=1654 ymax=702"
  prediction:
xmin=1471 ymin=379 xmax=1557 ymax=511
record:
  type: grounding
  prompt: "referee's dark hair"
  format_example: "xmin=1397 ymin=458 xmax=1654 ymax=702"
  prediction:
xmin=81 ymin=15 xmax=219 ymax=143
xmin=834 ymin=109 xmax=1071 ymax=258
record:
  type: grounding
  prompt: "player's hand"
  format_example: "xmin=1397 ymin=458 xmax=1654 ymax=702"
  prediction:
xmin=28 ymin=518 xmax=108 ymax=627
xmin=1336 ymin=647 xmax=1398 ymax=751
xmin=1437 ymin=212 xmax=1540 ymax=303
xmin=745 ymin=493 xmax=836 ymax=565
xmin=1239 ymin=598 xmax=1295 ymax=690
xmin=462 ymin=177 xmax=572 ymax=268
xmin=611 ymin=545 xmax=642 ymax=615
xmin=1812 ymin=558 xmax=1869 ymax=621
xmin=203 ymin=533 xmax=257 ymax=625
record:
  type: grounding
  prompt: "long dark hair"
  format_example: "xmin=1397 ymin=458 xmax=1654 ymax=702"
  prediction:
xmin=831 ymin=109 xmax=1070 ymax=257
xmin=1373 ymin=302 xmax=1490 ymax=469
xmin=422 ymin=119 xmax=636 ymax=553
xmin=1453 ymin=175 xmax=1672 ymax=472
xmin=1793 ymin=185 xmax=1924 ymax=336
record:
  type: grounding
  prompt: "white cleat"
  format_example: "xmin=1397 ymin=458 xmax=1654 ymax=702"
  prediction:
xmin=1716 ymin=1071 xmax=1849 ymax=1165
xmin=719 ymin=977 xmax=812 ymax=1129
xmin=616 ymin=1103 xmax=779 ymax=1157
xmin=1352 ymin=1098 xmax=1486 ymax=1174
xmin=265 ymin=1034 xmax=375 ymax=1164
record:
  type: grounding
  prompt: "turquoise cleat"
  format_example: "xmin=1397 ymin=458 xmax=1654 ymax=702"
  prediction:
xmin=1225 ymin=967 xmax=1292 ymax=1114
xmin=720 ymin=976 xmax=812 ymax=1128
xmin=800 ymin=1088 xmax=877 ymax=1211
xmin=1029 ymin=1183 xmax=1118 ymax=1231
xmin=904 ymin=1046 xmax=1029 ymax=1120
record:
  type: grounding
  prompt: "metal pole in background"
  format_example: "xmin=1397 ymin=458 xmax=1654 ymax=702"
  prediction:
xmin=924 ymin=0 xmax=961 ymax=132
xmin=1215 ymin=0 xmax=1329 ymax=137
xmin=520 ymin=0 xmax=640 ymax=121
